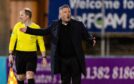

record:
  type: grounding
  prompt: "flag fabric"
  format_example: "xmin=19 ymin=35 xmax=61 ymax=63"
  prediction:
xmin=8 ymin=68 xmax=17 ymax=84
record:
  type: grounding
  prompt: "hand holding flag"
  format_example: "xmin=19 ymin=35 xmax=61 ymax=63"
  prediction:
xmin=8 ymin=54 xmax=17 ymax=84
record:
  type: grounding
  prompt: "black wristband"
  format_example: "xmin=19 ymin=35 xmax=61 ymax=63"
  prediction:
xmin=42 ymin=56 xmax=47 ymax=58
xmin=92 ymin=37 xmax=96 ymax=40
xmin=9 ymin=53 xmax=13 ymax=55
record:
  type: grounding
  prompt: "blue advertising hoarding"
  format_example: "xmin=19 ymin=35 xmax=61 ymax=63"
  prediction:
xmin=0 ymin=57 xmax=7 ymax=84
xmin=48 ymin=0 xmax=134 ymax=32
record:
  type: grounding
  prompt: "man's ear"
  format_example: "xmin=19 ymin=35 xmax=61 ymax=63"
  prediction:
xmin=58 ymin=15 xmax=61 ymax=20
xmin=27 ymin=15 xmax=29 ymax=18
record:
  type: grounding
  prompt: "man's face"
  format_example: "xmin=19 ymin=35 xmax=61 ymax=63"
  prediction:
xmin=19 ymin=10 xmax=28 ymax=23
xmin=59 ymin=7 xmax=71 ymax=22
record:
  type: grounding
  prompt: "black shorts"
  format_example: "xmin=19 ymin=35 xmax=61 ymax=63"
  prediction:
xmin=15 ymin=51 xmax=37 ymax=74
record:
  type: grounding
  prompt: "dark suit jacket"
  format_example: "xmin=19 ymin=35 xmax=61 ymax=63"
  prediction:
xmin=26 ymin=19 xmax=93 ymax=76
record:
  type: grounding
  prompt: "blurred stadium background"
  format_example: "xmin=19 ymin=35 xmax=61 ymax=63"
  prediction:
xmin=0 ymin=0 xmax=134 ymax=84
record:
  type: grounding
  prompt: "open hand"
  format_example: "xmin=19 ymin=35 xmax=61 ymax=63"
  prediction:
xmin=20 ymin=28 xmax=27 ymax=32
xmin=93 ymin=37 xmax=96 ymax=47
xmin=42 ymin=58 xmax=47 ymax=68
xmin=8 ymin=54 xmax=14 ymax=67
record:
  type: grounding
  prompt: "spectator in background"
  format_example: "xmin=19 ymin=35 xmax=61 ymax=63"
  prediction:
xmin=20 ymin=5 xmax=96 ymax=84
xmin=8 ymin=8 xmax=47 ymax=84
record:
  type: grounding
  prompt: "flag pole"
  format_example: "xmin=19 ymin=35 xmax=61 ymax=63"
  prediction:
xmin=101 ymin=0 xmax=105 ymax=56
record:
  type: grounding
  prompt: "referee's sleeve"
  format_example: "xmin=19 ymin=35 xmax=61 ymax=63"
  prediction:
xmin=36 ymin=26 xmax=46 ymax=52
xmin=37 ymin=35 xmax=46 ymax=52
xmin=9 ymin=25 xmax=17 ymax=51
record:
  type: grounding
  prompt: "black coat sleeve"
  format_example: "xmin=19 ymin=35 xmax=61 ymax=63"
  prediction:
xmin=26 ymin=26 xmax=51 ymax=36
xmin=25 ymin=21 xmax=58 ymax=36
xmin=80 ymin=22 xmax=93 ymax=46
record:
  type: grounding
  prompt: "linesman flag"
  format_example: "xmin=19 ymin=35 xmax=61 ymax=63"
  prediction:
xmin=8 ymin=68 xmax=17 ymax=84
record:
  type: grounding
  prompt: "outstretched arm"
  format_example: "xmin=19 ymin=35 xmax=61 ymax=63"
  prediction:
xmin=20 ymin=21 xmax=58 ymax=36
xmin=26 ymin=26 xmax=50 ymax=36
xmin=20 ymin=24 xmax=53 ymax=36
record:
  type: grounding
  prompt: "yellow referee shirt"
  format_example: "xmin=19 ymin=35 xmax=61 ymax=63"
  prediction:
xmin=9 ymin=22 xmax=46 ymax=52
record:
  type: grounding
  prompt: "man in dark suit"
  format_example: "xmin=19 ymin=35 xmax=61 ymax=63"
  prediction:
xmin=20 ymin=4 xmax=96 ymax=84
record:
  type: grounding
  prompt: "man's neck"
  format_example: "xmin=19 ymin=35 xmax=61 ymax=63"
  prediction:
xmin=62 ymin=21 xmax=68 ymax=26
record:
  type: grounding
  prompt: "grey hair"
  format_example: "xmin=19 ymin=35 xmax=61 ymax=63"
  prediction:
xmin=58 ymin=4 xmax=70 ymax=19
xmin=59 ymin=4 xmax=70 ymax=11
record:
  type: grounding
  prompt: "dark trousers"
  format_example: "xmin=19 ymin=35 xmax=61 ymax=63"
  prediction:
xmin=60 ymin=57 xmax=81 ymax=84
